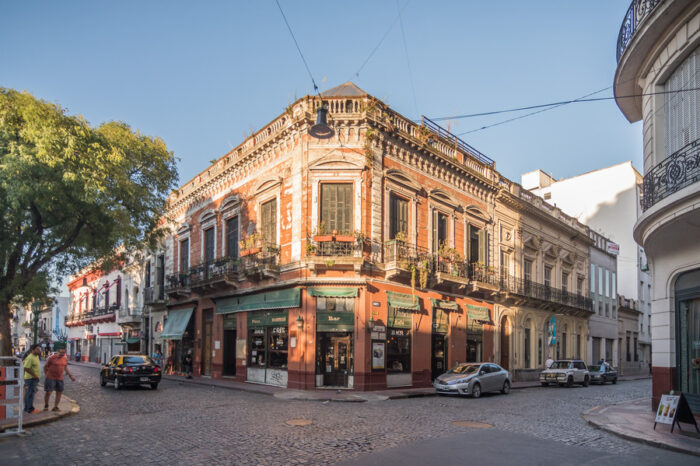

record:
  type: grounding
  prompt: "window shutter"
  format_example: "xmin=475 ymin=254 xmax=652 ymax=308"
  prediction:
xmin=478 ymin=229 xmax=486 ymax=263
xmin=432 ymin=210 xmax=439 ymax=252
xmin=399 ymin=197 xmax=408 ymax=236
xmin=466 ymin=224 xmax=472 ymax=261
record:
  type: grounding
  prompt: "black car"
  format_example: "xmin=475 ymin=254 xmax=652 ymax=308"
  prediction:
xmin=100 ymin=355 xmax=162 ymax=390
xmin=588 ymin=363 xmax=618 ymax=384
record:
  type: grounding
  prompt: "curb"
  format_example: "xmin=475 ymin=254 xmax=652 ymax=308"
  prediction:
xmin=0 ymin=394 xmax=79 ymax=432
xmin=582 ymin=404 xmax=700 ymax=457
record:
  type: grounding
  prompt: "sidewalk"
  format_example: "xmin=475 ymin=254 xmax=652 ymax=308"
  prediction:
xmin=0 ymin=386 xmax=80 ymax=433
xmin=70 ymin=360 xmax=646 ymax=402
xmin=583 ymin=398 xmax=700 ymax=457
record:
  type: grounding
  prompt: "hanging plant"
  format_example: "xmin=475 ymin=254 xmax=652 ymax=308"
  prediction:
xmin=410 ymin=265 xmax=416 ymax=295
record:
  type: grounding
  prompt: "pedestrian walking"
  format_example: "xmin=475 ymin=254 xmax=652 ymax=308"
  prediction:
xmin=152 ymin=348 xmax=163 ymax=368
xmin=23 ymin=344 xmax=42 ymax=414
xmin=43 ymin=343 xmax=75 ymax=412
xmin=183 ymin=349 xmax=193 ymax=379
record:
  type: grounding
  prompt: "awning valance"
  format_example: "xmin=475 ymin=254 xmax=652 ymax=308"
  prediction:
xmin=387 ymin=291 xmax=420 ymax=311
xmin=216 ymin=288 xmax=300 ymax=314
xmin=430 ymin=298 xmax=459 ymax=311
xmin=247 ymin=310 xmax=288 ymax=327
xmin=316 ymin=311 xmax=354 ymax=332
xmin=467 ymin=304 xmax=490 ymax=322
xmin=307 ymin=286 xmax=358 ymax=298
xmin=160 ymin=307 xmax=194 ymax=340
xmin=125 ymin=337 xmax=140 ymax=344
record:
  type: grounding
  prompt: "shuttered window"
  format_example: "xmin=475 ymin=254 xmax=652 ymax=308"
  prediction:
xmin=226 ymin=216 xmax=239 ymax=258
xmin=204 ymin=227 xmax=215 ymax=263
xmin=321 ymin=184 xmax=353 ymax=234
xmin=665 ymin=46 xmax=699 ymax=156
xmin=180 ymin=239 xmax=189 ymax=272
xmin=389 ymin=194 xmax=408 ymax=239
xmin=261 ymin=198 xmax=277 ymax=245
xmin=432 ymin=210 xmax=448 ymax=252
xmin=466 ymin=224 xmax=487 ymax=264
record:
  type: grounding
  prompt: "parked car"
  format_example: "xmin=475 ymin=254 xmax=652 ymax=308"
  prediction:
xmin=434 ymin=362 xmax=511 ymax=398
xmin=588 ymin=363 xmax=618 ymax=384
xmin=539 ymin=360 xmax=589 ymax=387
xmin=100 ymin=355 xmax=162 ymax=390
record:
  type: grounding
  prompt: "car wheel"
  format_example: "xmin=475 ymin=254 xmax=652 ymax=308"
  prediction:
xmin=541 ymin=382 xmax=549 ymax=387
xmin=583 ymin=375 xmax=589 ymax=387
xmin=501 ymin=380 xmax=511 ymax=394
xmin=566 ymin=376 xmax=573 ymax=388
xmin=100 ymin=375 xmax=106 ymax=387
xmin=471 ymin=383 xmax=482 ymax=398
xmin=114 ymin=377 xmax=121 ymax=390
xmin=612 ymin=378 xmax=617 ymax=384
xmin=150 ymin=383 xmax=159 ymax=390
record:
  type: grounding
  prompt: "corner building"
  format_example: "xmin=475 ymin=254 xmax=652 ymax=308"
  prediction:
xmin=163 ymin=83 xmax=593 ymax=390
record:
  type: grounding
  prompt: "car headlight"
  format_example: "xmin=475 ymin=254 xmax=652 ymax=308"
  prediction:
xmin=448 ymin=377 xmax=470 ymax=385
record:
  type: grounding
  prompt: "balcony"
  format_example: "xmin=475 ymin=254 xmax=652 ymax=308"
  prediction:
xmin=118 ymin=306 xmax=143 ymax=324
xmin=240 ymin=243 xmax=280 ymax=281
xmin=434 ymin=258 xmax=470 ymax=291
xmin=464 ymin=264 xmax=501 ymax=298
xmin=497 ymin=274 xmax=593 ymax=317
xmin=188 ymin=257 xmax=240 ymax=292
xmin=616 ymin=0 xmax=664 ymax=62
xmin=384 ymin=241 xmax=433 ymax=281
xmin=642 ymin=139 xmax=700 ymax=211
xmin=307 ymin=238 xmax=365 ymax=273
xmin=144 ymin=285 xmax=166 ymax=306
xmin=166 ymin=272 xmax=190 ymax=298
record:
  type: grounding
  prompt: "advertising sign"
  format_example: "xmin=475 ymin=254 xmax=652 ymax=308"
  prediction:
xmin=654 ymin=394 xmax=679 ymax=425
xmin=606 ymin=242 xmax=620 ymax=256
xmin=372 ymin=342 xmax=385 ymax=370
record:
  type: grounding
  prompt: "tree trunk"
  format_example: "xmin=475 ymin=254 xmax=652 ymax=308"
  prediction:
xmin=0 ymin=299 xmax=13 ymax=358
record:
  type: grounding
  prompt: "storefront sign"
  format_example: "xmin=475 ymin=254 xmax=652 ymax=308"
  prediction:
xmin=389 ymin=328 xmax=410 ymax=337
xmin=316 ymin=311 xmax=354 ymax=332
xmin=466 ymin=304 xmax=490 ymax=322
xmin=606 ymin=242 xmax=620 ymax=256
xmin=248 ymin=310 xmax=289 ymax=327
xmin=372 ymin=342 xmax=385 ymax=370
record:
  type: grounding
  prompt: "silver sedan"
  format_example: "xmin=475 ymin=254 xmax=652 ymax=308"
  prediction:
xmin=433 ymin=362 xmax=512 ymax=398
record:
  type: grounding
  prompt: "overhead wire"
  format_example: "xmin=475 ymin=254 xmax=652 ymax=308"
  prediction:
xmin=396 ymin=0 xmax=419 ymax=117
xmin=274 ymin=0 xmax=319 ymax=93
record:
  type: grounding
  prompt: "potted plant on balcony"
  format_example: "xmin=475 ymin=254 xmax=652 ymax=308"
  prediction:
xmin=334 ymin=231 xmax=355 ymax=243
xmin=313 ymin=222 xmax=332 ymax=242
xmin=239 ymin=232 xmax=262 ymax=257
xmin=305 ymin=238 xmax=316 ymax=256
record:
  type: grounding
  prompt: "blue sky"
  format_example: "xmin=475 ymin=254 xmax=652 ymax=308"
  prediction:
xmin=1 ymin=1 xmax=641 ymax=186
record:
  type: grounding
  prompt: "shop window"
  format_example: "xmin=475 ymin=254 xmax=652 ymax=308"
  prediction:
xmin=180 ymin=238 xmax=189 ymax=272
xmin=226 ymin=216 xmax=239 ymax=258
xmin=268 ymin=327 xmax=288 ymax=369
xmin=387 ymin=328 xmax=411 ymax=373
xmin=321 ymin=183 xmax=353 ymax=234
xmin=432 ymin=211 xmax=448 ymax=253
xmin=204 ymin=227 xmax=215 ymax=263
xmin=261 ymin=198 xmax=277 ymax=245
xmin=677 ymin=269 xmax=700 ymax=396
xmin=389 ymin=194 xmax=409 ymax=240
xmin=249 ymin=328 xmax=266 ymax=367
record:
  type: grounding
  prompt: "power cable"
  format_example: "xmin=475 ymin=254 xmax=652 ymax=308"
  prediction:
xmin=274 ymin=0 xmax=319 ymax=93
xmin=396 ymin=0 xmax=419 ymax=117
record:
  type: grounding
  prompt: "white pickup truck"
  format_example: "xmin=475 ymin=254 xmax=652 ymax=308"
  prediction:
xmin=539 ymin=360 xmax=590 ymax=387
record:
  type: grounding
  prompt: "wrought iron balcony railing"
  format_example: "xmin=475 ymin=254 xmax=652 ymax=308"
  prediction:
xmin=166 ymin=272 xmax=190 ymax=292
xmin=642 ymin=138 xmax=700 ymax=211
xmin=617 ymin=0 xmax=664 ymax=62
xmin=144 ymin=285 xmax=166 ymax=304
xmin=188 ymin=256 xmax=240 ymax=287
xmin=499 ymin=274 xmax=593 ymax=312
xmin=384 ymin=241 xmax=433 ymax=270
xmin=312 ymin=240 xmax=363 ymax=257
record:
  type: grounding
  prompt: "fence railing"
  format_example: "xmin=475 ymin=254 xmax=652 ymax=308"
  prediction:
xmin=312 ymin=240 xmax=363 ymax=257
xmin=617 ymin=0 xmax=664 ymax=62
xmin=642 ymin=138 xmax=700 ymax=211
xmin=499 ymin=274 xmax=593 ymax=312
xmin=188 ymin=256 xmax=240 ymax=287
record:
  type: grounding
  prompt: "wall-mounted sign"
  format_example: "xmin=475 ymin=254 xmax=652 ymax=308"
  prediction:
xmin=606 ymin=242 xmax=620 ymax=256
xmin=372 ymin=301 xmax=381 ymax=307
xmin=372 ymin=342 xmax=385 ymax=370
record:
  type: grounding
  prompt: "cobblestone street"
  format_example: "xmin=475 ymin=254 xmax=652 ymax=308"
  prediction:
xmin=0 ymin=365 xmax=695 ymax=465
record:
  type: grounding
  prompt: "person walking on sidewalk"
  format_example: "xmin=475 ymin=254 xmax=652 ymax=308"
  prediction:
xmin=23 ymin=344 xmax=42 ymax=414
xmin=183 ymin=349 xmax=193 ymax=379
xmin=43 ymin=345 xmax=75 ymax=412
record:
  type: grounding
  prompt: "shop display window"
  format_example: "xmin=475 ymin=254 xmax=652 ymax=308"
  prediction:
xmin=387 ymin=328 xmax=411 ymax=373
xmin=268 ymin=326 xmax=288 ymax=369
xmin=249 ymin=328 xmax=266 ymax=367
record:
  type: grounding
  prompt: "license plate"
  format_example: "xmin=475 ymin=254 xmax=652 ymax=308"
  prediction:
xmin=140 ymin=377 xmax=149 ymax=382
xmin=547 ymin=374 xmax=556 ymax=379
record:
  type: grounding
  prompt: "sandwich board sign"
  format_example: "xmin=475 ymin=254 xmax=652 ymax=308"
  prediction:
xmin=654 ymin=392 xmax=699 ymax=433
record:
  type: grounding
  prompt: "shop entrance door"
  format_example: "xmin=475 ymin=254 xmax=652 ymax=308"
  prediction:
xmin=431 ymin=334 xmax=447 ymax=380
xmin=319 ymin=333 xmax=352 ymax=387
xmin=202 ymin=309 xmax=213 ymax=376
xmin=223 ymin=329 xmax=236 ymax=376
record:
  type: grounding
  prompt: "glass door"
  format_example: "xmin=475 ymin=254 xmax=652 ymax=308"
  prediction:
xmin=319 ymin=333 xmax=352 ymax=387
xmin=431 ymin=334 xmax=447 ymax=380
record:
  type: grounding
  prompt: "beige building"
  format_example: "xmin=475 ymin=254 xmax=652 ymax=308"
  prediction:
xmin=614 ymin=0 xmax=700 ymax=408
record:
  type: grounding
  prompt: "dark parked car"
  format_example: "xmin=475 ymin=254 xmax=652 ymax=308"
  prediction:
xmin=433 ymin=362 xmax=511 ymax=398
xmin=100 ymin=355 xmax=162 ymax=390
xmin=588 ymin=363 xmax=618 ymax=384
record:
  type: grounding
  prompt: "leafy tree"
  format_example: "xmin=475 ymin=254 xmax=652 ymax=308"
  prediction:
xmin=0 ymin=88 xmax=178 ymax=356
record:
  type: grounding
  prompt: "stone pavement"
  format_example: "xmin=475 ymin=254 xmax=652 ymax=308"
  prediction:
xmin=584 ymin=398 xmax=700 ymax=457
xmin=0 ymin=384 xmax=80 ymax=433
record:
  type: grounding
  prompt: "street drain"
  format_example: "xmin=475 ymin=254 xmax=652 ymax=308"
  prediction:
xmin=451 ymin=420 xmax=493 ymax=429
xmin=286 ymin=419 xmax=313 ymax=427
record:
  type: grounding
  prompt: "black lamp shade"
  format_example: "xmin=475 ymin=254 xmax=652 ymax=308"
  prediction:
xmin=309 ymin=105 xmax=334 ymax=139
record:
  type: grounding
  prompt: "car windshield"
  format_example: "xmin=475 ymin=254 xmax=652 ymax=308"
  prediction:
xmin=589 ymin=365 xmax=601 ymax=371
xmin=549 ymin=361 xmax=572 ymax=369
xmin=124 ymin=356 xmax=153 ymax=365
xmin=448 ymin=364 xmax=480 ymax=375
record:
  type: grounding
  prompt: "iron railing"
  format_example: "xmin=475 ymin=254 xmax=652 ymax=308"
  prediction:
xmin=642 ymin=138 xmax=700 ymax=211
xmin=499 ymin=274 xmax=593 ymax=312
xmin=313 ymin=240 xmax=363 ymax=257
xmin=435 ymin=258 xmax=470 ymax=280
xmin=617 ymin=0 xmax=664 ymax=62
xmin=422 ymin=116 xmax=495 ymax=167
xmin=241 ymin=243 xmax=280 ymax=275
xmin=188 ymin=256 xmax=240 ymax=287
xmin=165 ymin=272 xmax=189 ymax=292
xmin=144 ymin=285 xmax=165 ymax=304
xmin=384 ymin=241 xmax=433 ymax=270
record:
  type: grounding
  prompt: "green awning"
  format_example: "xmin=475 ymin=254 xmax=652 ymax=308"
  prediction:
xmin=433 ymin=308 xmax=449 ymax=334
xmin=387 ymin=291 xmax=420 ymax=311
xmin=307 ymin=286 xmax=358 ymax=298
xmin=125 ymin=337 xmax=140 ymax=344
xmin=430 ymin=298 xmax=459 ymax=311
xmin=160 ymin=307 xmax=194 ymax=340
xmin=388 ymin=307 xmax=412 ymax=329
xmin=216 ymin=288 xmax=300 ymax=314
xmin=467 ymin=304 xmax=490 ymax=322
xmin=317 ymin=311 xmax=354 ymax=332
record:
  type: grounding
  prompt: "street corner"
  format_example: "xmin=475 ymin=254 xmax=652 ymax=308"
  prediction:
xmin=0 ymin=391 xmax=79 ymax=434
xmin=583 ymin=398 xmax=700 ymax=457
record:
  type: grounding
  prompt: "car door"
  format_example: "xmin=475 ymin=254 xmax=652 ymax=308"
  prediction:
xmin=476 ymin=364 xmax=491 ymax=392
xmin=575 ymin=362 xmax=586 ymax=382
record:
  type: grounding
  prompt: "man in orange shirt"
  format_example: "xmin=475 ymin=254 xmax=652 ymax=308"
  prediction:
xmin=43 ymin=345 xmax=76 ymax=412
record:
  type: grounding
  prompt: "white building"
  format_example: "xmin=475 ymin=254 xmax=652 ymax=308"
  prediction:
xmin=614 ymin=0 xmax=700 ymax=408
xmin=521 ymin=162 xmax=652 ymax=369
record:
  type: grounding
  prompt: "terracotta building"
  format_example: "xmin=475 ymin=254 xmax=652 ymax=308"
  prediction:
xmin=160 ymin=83 xmax=593 ymax=390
